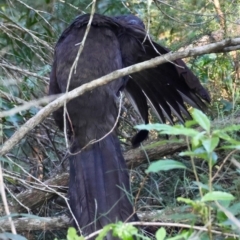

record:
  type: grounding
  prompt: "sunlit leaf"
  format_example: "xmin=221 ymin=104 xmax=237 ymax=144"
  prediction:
xmin=192 ymin=181 xmax=209 ymax=190
xmin=201 ymin=191 xmax=235 ymax=202
xmin=202 ymin=137 xmax=219 ymax=153
xmin=67 ymin=227 xmax=77 ymax=240
xmin=96 ymin=225 xmax=113 ymax=240
xmin=156 ymin=227 xmax=166 ymax=240
xmin=191 ymin=131 xmax=206 ymax=148
xmin=112 ymin=222 xmax=138 ymax=240
xmin=146 ymin=160 xmax=186 ymax=173
xmin=191 ymin=108 xmax=210 ymax=133
xmin=67 ymin=227 xmax=84 ymax=240
xmin=136 ymin=124 xmax=198 ymax=137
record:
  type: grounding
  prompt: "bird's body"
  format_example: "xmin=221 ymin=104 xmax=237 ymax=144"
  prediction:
xmin=49 ymin=15 xmax=138 ymax=237
xmin=49 ymin=14 xmax=210 ymax=239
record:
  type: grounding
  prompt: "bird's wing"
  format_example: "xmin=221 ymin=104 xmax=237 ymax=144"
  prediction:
xmin=130 ymin=39 xmax=210 ymax=123
xmin=115 ymin=16 xmax=210 ymax=146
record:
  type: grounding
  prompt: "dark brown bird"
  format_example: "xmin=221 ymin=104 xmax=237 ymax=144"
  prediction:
xmin=49 ymin=13 xmax=210 ymax=239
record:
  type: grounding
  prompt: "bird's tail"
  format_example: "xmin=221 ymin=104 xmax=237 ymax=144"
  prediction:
xmin=68 ymin=132 xmax=137 ymax=238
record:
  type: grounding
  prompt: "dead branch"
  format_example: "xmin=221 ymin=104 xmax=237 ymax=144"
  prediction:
xmin=8 ymin=173 xmax=68 ymax=213
xmin=0 ymin=207 xmax=193 ymax=232
xmin=0 ymin=215 xmax=69 ymax=232
xmin=125 ymin=142 xmax=186 ymax=168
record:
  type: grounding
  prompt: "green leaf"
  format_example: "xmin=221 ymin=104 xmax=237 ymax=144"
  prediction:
xmin=202 ymin=137 xmax=219 ymax=153
xmin=156 ymin=227 xmax=166 ymax=240
xmin=213 ymin=131 xmax=238 ymax=143
xmin=201 ymin=191 xmax=235 ymax=202
xmin=191 ymin=108 xmax=210 ymax=133
xmin=191 ymin=132 xmax=206 ymax=148
xmin=209 ymin=151 xmax=218 ymax=166
xmin=96 ymin=225 xmax=113 ymax=240
xmin=192 ymin=181 xmax=209 ymax=190
xmin=112 ymin=222 xmax=138 ymax=240
xmin=166 ymin=231 xmax=189 ymax=240
xmin=216 ymin=209 xmax=228 ymax=223
xmin=180 ymin=148 xmax=218 ymax=164
xmin=136 ymin=124 xmax=198 ymax=137
xmin=185 ymin=119 xmax=197 ymax=128
xmin=67 ymin=227 xmax=77 ymax=240
xmin=146 ymin=160 xmax=186 ymax=173
xmin=67 ymin=227 xmax=84 ymax=240
xmin=177 ymin=197 xmax=196 ymax=205
xmin=179 ymin=151 xmax=195 ymax=157
xmin=227 ymin=202 xmax=240 ymax=215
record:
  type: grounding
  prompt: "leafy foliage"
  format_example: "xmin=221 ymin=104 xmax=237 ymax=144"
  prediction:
xmin=137 ymin=109 xmax=240 ymax=238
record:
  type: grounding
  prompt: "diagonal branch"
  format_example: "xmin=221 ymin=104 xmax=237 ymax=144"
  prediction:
xmin=0 ymin=37 xmax=240 ymax=156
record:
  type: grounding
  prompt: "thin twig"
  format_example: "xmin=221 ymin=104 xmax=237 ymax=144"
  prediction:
xmin=63 ymin=0 xmax=96 ymax=150
xmin=212 ymin=149 xmax=238 ymax=181
xmin=0 ymin=163 xmax=17 ymax=234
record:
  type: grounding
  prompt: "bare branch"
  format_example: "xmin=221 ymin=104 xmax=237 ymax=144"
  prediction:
xmin=125 ymin=142 xmax=186 ymax=168
xmin=0 ymin=215 xmax=70 ymax=232
xmin=9 ymin=173 xmax=69 ymax=213
xmin=0 ymin=163 xmax=16 ymax=234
